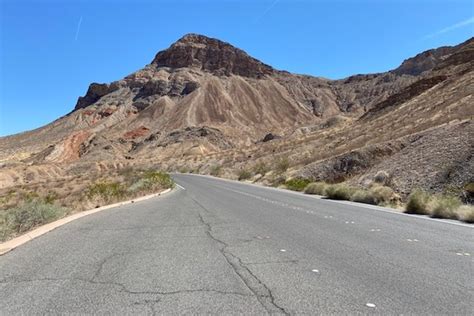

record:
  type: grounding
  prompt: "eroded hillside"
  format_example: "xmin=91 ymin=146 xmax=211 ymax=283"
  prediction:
xmin=0 ymin=34 xmax=472 ymax=200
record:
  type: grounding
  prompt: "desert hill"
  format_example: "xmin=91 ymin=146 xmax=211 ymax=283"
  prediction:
xmin=0 ymin=34 xmax=472 ymax=200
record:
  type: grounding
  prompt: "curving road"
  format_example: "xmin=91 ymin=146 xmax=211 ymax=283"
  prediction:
xmin=1 ymin=174 xmax=473 ymax=314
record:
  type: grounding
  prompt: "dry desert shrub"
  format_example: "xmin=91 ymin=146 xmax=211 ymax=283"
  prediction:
xmin=405 ymin=189 xmax=431 ymax=215
xmin=270 ymin=175 xmax=286 ymax=187
xmin=351 ymin=189 xmax=377 ymax=205
xmin=430 ymin=195 xmax=462 ymax=220
xmin=457 ymin=205 xmax=474 ymax=223
xmin=404 ymin=189 xmax=471 ymax=222
xmin=274 ymin=157 xmax=290 ymax=173
xmin=304 ymin=182 xmax=328 ymax=196
xmin=325 ymin=183 xmax=357 ymax=200
xmin=210 ymin=165 xmax=222 ymax=176
xmin=253 ymin=162 xmax=270 ymax=176
xmin=237 ymin=169 xmax=252 ymax=181
xmin=370 ymin=185 xmax=396 ymax=205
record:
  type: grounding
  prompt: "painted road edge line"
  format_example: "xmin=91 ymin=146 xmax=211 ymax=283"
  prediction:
xmin=0 ymin=188 xmax=173 ymax=256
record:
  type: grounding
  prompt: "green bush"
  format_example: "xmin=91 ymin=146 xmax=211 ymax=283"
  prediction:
xmin=325 ymin=184 xmax=357 ymax=200
xmin=304 ymin=182 xmax=328 ymax=195
xmin=237 ymin=169 xmax=252 ymax=181
xmin=405 ymin=189 xmax=431 ymax=215
xmin=253 ymin=162 xmax=270 ymax=176
xmin=285 ymin=178 xmax=311 ymax=191
xmin=142 ymin=170 xmax=174 ymax=188
xmin=3 ymin=200 xmax=66 ymax=237
xmin=430 ymin=195 xmax=462 ymax=220
xmin=87 ymin=181 xmax=125 ymax=202
xmin=275 ymin=157 xmax=290 ymax=173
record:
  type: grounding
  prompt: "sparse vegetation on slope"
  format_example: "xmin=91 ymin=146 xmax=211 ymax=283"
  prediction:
xmin=210 ymin=165 xmax=222 ymax=177
xmin=1 ymin=200 xmax=66 ymax=241
xmin=0 ymin=169 xmax=173 ymax=242
xmin=253 ymin=162 xmax=270 ymax=176
xmin=237 ymin=169 xmax=252 ymax=181
xmin=274 ymin=157 xmax=290 ymax=173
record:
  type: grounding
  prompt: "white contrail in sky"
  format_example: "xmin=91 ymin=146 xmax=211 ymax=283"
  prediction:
xmin=254 ymin=0 xmax=280 ymax=23
xmin=424 ymin=16 xmax=474 ymax=39
xmin=75 ymin=16 xmax=83 ymax=41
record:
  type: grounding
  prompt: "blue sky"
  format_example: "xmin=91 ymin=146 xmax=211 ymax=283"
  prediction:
xmin=0 ymin=0 xmax=473 ymax=136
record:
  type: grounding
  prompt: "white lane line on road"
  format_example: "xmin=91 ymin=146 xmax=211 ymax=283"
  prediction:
xmin=176 ymin=184 xmax=186 ymax=190
xmin=280 ymin=249 xmax=287 ymax=252
xmin=366 ymin=303 xmax=376 ymax=308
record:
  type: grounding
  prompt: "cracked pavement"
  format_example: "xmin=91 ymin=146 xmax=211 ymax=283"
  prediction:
xmin=1 ymin=174 xmax=473 ymax=314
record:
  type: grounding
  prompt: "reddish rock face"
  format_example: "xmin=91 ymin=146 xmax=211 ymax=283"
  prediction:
xmin=123 ymin=126 xmax=150 ymax=140
xmin=151 ymin=34 xmax=274 ymax=78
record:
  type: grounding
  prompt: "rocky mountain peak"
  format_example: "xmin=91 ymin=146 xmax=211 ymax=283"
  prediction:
xmin=392 ymin=37 xmax=474 ymax=76
xmin=151 ymin=33 xmax=274 ymax=78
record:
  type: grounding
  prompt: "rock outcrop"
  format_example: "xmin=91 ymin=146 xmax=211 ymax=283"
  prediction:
xmin=151 ymin=34 xmax=274 ymax=78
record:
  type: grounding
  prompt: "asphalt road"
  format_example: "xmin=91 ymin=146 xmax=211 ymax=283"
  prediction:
xmin=1 ymin=174 xmax=473 ymax=314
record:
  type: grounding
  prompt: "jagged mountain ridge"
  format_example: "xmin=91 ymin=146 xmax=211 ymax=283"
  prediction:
xmin=0 ymin=34 xmax=472 ymax=196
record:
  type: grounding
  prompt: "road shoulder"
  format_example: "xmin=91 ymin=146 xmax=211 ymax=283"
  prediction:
xmin=0 ymin=188 xmax=173 ymax=256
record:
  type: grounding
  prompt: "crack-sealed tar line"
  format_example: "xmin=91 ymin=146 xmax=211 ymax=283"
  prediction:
xmin=189 ymin=194 xmax=290 ymax=315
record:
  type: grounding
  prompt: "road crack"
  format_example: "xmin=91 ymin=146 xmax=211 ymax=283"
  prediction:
xmin=191 ymin=196 xmax=290 ymax=315
xmin=0 ymin=277 xmax=251 ymax=298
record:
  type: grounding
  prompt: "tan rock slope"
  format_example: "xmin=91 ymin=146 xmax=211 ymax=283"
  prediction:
xmin=0 ymin=34 xmax=472 ymax=199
